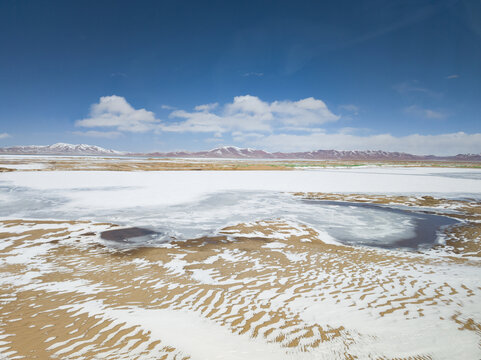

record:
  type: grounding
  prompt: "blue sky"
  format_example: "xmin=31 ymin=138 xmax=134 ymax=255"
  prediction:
xmin=0 ymin=0 xmax=480 ymax=155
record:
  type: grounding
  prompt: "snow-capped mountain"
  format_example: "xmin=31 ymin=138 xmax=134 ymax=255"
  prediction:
xmin=451 ymin=153 xmax=481 ymax=161
xmin=194 ymin=146 xmax=272 ymax=158
xmin=0 ymin=143 xmax=124 ymax=155
xmin=1 ymin=143 xmax=480 ymax=161
xmin=273 ymin=149 xmax=422 ymax=160
xmin=141 ymin=146 xmax=271 ymax=159
xmin=139 ymin=146 xmax=481 ymax=161
xmin=139 ymin=146 xmax=462 ymax=161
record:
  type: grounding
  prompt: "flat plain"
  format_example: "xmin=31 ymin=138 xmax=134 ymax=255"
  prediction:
xmin=1 ymin=156 xmax=481 ymax=359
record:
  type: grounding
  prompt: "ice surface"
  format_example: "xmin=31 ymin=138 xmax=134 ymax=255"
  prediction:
xmin=1 ymin=168 xmax=481 ymax=203
xmin=0 ymin=167 xmax=480 ymax=359
xmin=0 ymin=168 xmax=469 ymax=249
xmin=0 ymin=163 xmax=46 ymax=170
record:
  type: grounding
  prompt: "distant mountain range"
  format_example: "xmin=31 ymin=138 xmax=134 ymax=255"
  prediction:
xmin=132 ymin=146 xmax=481 ymax=161
xmin=0 ymin=143 xmax=124 ymax=156
xmin=1 ymin=143 xmax=480 ymax=161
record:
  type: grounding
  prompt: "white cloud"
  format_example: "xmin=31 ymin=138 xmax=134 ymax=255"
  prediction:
xmin=225 ymin=95 xmax=272 ymax=117
xmin=163 ymin=110 xmax=226 ymax=133
xmin=77 ymin=95 xmax=339 ymax=136
xmin=76 ymin=95 xmax=159 ymax=133
xmin=72 ymin=95 xmax=479 ymax=156
xmin=194 ymin=103 xmax=219 ymax=112
xmin=245 ymin=131 xmax=481 ymax=156
xmin=0 ymin=133 xmax=11 ymax=139
xmin=405 ymin=105 xmax=447 ymax=119
xmin=161 ymin=95 xmax=339 ymax=133
xmin=279 ymin=126 xmax=324 ymax=133
xmin=446 ymin=74 xmax=459 ymax=79
xmin=270 ymin=97 xmax=339 ymax=126
xmin=232 ymin=131 xmax=266 ymax=143
xmin=338 ymin=127 xmax=363 ymax=135
xmin=72 ymin=130 xmax=122 ymax=138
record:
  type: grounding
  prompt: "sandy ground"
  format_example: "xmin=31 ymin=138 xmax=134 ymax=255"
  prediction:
xmin=1 ymin=162 xmax=480 ymax=359
xmin=0 ymin=194 xmax=480 ymax=359
xmin=1 ymin=155 xmax=481 ymax=172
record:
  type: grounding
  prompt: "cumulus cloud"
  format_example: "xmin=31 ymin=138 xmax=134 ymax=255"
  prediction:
xmin=76 ymin=95 xmax=159 ymax=133
xmin=245 ymin=131 xmax=481 ymax=156
xmin=163 ymin=110 xmax=226 ymax=133
xmin=405 ymin=105 xmax=447 ymax=119
xmin=78 ymin=95 xmax=338 ymax=135
xmin=73 ymin=95 xmax=480 ymax=155
xmin=270 ymin=97 xmax=339 ymax=125
xmin=0 ymin=133 xmax=11 ymax=139
xmin=161 ymin=95 xmax=339 ymax=133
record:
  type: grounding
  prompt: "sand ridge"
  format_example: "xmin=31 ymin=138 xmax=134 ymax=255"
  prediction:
xmin=0 ymin=196 xmax=480 ymax=359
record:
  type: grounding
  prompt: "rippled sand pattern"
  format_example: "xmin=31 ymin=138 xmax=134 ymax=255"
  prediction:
xmin=0 ymin=206 xmax=480 ymax=359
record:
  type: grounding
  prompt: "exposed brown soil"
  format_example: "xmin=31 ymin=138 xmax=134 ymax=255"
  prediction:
xmin=2 ymin=157 xmax=481 ymax=172
xmin=0 ymin=195 xmax=480 ymax=358
xmin=0 ymin=204 xmax=480 ymax=359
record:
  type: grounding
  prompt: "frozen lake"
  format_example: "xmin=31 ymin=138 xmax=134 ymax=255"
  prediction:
xmin=1 ymin=166 xmax=481 ymax=359
xmin=0 ymin=167 xmax=476 ymax=250
xmin=82 ymin=191 xmax=460 ymax=251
